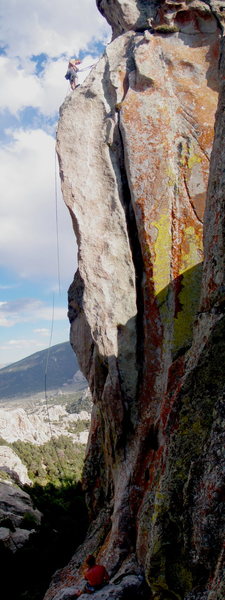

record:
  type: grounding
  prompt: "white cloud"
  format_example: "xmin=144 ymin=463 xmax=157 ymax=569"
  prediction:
xmin=0 ymin=56 xmax=41 ymax=115
xmin=0 ymin=284 xmax=19 ymax=290
xmin=0 ymin=128 xmax=77 ymax=285
xmin=33 ymin=328 xmax=50 ymax=335
xmin=0 ymin=1 xmax=110 ymax=119
xmin=0 ymin=0 xmax=110 ymax=59
xmin=0 ymin=298 xmax=67 ymax=328
xmin=0 ymin=317 xmax=11 ymax=327
xmin=0 ymin=338 xmax=47 ymax=360
xmin=0 ymin=55 xmax=74 ymax=117
xmin=0 ymin=54 xmax=99 ymax=118
xmin=37 ymin=58 xmax=71 ymax=115
xmin=8 ymin=339 xmax=44 ymax=348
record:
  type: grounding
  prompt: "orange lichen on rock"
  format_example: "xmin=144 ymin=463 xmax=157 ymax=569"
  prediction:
xmin=120 ymin=29 xmax=219 ymax=368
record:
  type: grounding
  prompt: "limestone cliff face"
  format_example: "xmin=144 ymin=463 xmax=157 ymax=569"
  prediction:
xmin=49 ymin=2 xmax=225 ymax=599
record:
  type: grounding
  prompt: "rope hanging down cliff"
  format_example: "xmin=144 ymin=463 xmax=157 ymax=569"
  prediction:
xmin=54 ymin=149 xmax=61 ymax=295
xmin=42 ymin=152 xmax=65 ymax=478
xmin=44 ymin=293 xmax=66 ymax=479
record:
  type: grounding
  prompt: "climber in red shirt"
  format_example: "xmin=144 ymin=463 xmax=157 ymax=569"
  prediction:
xmin=77 ymin=554 xmax=109 ymax=595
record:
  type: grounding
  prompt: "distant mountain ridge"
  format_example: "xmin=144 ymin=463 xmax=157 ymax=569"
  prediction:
xmin=0 ymin=341 xmax=84 ymax=400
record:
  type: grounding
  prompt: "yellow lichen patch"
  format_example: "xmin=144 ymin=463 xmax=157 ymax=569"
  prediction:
xmin=180 ymin=225 xmax=203 ymax=272
xmin=166 ymin=165 xmax=177 ymax=187
xmin=187 ymin=153 xmax=202 ymax=169
xmin=151 ymin=489 xmax=170 ymax=524
xmin=173 ymin=261 xmax=203 ymax=353
xmin=154 ymin=24 xmax=179 ymax=33
xmin=171 ymin=223 xmax=203 ymax=352
xmin=151 ymin=213 xmax=172 ymax=296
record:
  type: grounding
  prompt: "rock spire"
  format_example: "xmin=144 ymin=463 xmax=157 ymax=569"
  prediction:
xmin=46 ymin=1 xmax=225 ymax=599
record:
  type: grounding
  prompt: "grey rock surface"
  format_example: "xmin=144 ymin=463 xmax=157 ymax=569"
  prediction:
xmin=0 ymin=481 xmax=41 ymax=552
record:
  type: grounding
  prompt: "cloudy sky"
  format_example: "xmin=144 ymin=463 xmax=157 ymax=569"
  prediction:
xmin=0 ymin=0 xmax=110 ymax=366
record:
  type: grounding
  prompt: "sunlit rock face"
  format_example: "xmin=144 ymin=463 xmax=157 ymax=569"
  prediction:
xmin=50 ymin=1 xmax=225 ymax=599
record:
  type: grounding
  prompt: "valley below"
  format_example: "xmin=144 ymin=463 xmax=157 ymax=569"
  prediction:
xmin=0 ymin=342 xmax=92 ymax=600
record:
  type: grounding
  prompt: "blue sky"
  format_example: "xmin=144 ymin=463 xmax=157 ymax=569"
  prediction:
xmin=0 ymin=0 xmax=110 ymax=366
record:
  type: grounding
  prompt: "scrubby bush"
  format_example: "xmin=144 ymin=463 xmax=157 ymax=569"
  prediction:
xmin=12 ymin=435 xmax=85 ymax=485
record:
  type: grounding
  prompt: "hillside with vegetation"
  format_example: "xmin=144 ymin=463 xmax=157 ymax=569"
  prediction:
xmin=0 ymin=344 xmax=91 ymax=600
xmin=0 ymin=428 xmax=89 ymax=600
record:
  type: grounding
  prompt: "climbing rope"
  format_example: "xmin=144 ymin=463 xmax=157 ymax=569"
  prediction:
xmin=42 ymin=148 xmax=67 ymax=479
xmin=44 ymin=292 xmax=54 ymax=400
xmin=54 ymin=150 xmax=61 ymax=295
xmin=78 ymin=63 xmax=95 ymax=72
xmin=44 ymin=293 xmax=66 ymax=479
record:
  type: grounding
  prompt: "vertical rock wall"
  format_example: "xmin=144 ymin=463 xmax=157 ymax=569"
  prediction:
xmin=48 ymin=2 xmax=225 ymax=599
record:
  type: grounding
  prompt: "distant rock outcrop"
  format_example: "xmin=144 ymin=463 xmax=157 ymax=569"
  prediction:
xmin=0 ymin=445 xmax=31 ymax=485
xmin=46 ymin=1 xmax=225 ymax=599
xmin=0 ymin=404 xmax=90 ymax=445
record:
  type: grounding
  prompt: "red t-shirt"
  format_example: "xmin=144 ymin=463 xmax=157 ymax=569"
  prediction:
xmin=85 ymin=565 xmax=108 ymax=586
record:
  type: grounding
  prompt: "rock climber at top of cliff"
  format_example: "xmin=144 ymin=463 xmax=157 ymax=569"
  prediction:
xmin=65 ymin=58 xmax=81 ymax=90
xmin=76 ymin=554 xmax=110 ymax=596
